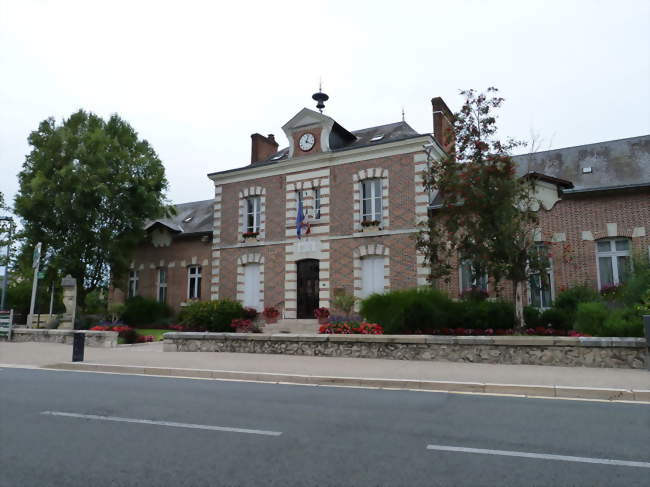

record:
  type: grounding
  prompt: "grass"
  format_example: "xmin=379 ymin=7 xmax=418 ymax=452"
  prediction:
xmin=136 ymin=329 xmax=169 ymax=341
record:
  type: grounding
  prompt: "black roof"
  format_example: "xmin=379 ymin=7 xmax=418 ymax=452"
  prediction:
xmin=512 ymin=135 xmax=650 ymax=191
xmin=144 ymin=199 xmax=213 ymax=235
xmin=430 ymin=135 xmax=650 ymax=207
xmin=210 ymin=121 xmax=422 ymax=176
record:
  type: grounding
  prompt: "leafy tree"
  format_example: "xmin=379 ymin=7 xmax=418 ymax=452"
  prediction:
xmin=416 ymin=88 xmax=546 ymax=330
xmin=14 ymin=110 xmax=170 ymax=305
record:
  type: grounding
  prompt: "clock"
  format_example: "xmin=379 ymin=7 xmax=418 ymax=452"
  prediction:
xmin=299 ymin=132 xmax=315 ymax=152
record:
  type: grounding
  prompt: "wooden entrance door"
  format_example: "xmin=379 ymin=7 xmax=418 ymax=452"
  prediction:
xmin=297 ymin=259 xmax=319 ymax=319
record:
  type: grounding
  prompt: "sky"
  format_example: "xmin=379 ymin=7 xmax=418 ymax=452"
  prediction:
xmin=1 ymin=0 xmax=649 ymax=212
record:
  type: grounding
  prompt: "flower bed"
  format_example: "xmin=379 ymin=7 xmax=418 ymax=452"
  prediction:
xmin=319 ymin=322 xmax=384 ymax=334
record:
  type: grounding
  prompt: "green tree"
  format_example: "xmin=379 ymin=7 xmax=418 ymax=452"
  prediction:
xmin=14 ymin=110 xmax=170 ymax=305
xmin=416 ymin=88 xmax=546 ymax=330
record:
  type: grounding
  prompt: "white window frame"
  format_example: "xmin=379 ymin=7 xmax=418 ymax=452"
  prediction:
xmin=128 ymin=270 xmax=139 ymax=298
xmin=187 ymin=265 xmax=202 ymax=300
xmin=157 ymin=268 xmax=167 ymax=304
xmin=245 ymin=196 xmax=261 ymax=233
xmin=361 ymin=179 xmax=382 ymax=222
xmin=459 ymin=260 xmax=488 ymax=293
xmin=527 ymin=245 xmax=554 ymax=309
xmin=596 ymin=238 xmax=631 ymax=289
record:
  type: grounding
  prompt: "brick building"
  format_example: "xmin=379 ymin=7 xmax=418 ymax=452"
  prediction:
xmin=122 ymin=96 xmax=649 ymax=316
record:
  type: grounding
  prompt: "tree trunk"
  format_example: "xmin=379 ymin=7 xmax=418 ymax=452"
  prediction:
xmin=514 ymin=280 xmax=526 ymax=332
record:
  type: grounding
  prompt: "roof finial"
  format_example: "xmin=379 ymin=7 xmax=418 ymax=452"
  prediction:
xmin=312 ymin=79 xmax=329 ymax=113
xmin=401 ymin=106 xmax=405 ymax=122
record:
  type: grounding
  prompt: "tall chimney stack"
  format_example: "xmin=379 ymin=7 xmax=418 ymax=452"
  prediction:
xmin=431 ymin=97 xmax=454 ymax=154
xmin=250 ymin=133 xmax=279 ymax=164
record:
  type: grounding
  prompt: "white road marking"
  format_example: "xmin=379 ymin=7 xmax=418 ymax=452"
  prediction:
xmin=41 ymin=411 xmax=282 ymax=437
xmin=426 ymin=444 xmax=650 ymax=469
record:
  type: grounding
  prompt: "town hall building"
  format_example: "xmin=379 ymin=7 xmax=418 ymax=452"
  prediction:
xmin=119 ymin=93 xmax=650 ymax=318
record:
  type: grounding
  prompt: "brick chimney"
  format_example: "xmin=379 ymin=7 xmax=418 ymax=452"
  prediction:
xmin=431 ymin=97 xmax=455 ymax=154
xmin=250 ymin=133 xmax=279 ymax=164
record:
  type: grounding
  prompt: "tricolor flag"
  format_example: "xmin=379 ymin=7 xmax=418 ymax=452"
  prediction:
xmin=296 ymin=198 xmax=311 ymax=239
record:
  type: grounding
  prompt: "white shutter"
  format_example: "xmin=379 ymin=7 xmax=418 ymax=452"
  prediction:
xmin=243 ymin=264 xmax=261 ymax=310
xmin=361 ymin=256 xmax=385 ymax=298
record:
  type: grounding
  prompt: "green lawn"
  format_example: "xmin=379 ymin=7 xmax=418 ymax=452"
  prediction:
xmin=137 ymin=329 xmax=169 ymax=341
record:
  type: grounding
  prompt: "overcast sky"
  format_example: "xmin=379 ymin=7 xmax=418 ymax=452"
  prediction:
xmin=1 ymin=0 xmax=649 ymax=210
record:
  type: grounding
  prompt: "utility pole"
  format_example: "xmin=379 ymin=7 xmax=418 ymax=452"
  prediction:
xmin=28 ymin=242 xmax=41 ymax=327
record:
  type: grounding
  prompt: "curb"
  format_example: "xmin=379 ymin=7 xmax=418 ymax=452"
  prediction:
xmin=43 ymin=362 xmax=650 ymax=403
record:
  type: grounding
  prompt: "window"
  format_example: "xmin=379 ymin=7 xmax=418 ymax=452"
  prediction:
xmin=245 ymin=197 xmax=261 ymax=233
xmin=596 ymin=238 xmax=631 ymax=289
xmin=128 ymin=270 xmax=139 ymax=298
xmin=529 ymin=245 xmax=553 ymax=309
xmin=157 ymin=268 xmax=167 ymax=304
xmin=243 ymin=263 xmax=261 ymax=310
xmin=313 ymin=188 xmax=321 ymax=220
xmin=361 ymin=256 xmax=385 ymax=298
xmin=361 ymin=179 xmax=382 ymax=222
xmin=187 ymin=265 xmax=202 ymax=300
xmin=460 ymin=260 xmax=487 ymax=293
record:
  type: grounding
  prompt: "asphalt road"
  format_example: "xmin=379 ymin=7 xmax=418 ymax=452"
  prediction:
xmin=0 ymin=367 xmax=649 ymax=487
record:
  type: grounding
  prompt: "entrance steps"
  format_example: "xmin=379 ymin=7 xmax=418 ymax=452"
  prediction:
xmin=261 ymin=319 xmax=320 ymax=334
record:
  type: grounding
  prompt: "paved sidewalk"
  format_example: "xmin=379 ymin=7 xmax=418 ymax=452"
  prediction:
xmin=2 ymin=341 xmax=649 ymax=392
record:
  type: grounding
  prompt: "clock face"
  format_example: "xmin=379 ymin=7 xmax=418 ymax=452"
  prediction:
xmin=299 ymin=132 xmax=315 ymax=151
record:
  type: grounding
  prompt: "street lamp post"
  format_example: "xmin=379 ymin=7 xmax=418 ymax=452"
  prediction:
xmin=0 ymin=216 xmax=14 ymax=311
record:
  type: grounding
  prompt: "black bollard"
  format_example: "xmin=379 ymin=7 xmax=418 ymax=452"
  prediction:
xmin=72 ymin=332 xmax=85 ymax=362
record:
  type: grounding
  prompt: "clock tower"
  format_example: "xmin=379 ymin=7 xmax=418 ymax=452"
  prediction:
xmin=281 ymin=92 xmax=356 ymax=159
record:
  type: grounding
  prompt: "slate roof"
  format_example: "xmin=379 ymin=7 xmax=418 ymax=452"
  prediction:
xmin=211 ymin=121 xmax=422 ymax=176
xmin=512 ymin=135 xmax=650 ymax=192
xmin=144 ymin=199 xmax=213 ymax=236
xmin=431 ymin=135 xmax=650 ymax=207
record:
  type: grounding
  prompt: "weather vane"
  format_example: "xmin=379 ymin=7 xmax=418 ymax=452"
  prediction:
xmin=312 ymin=78 xmax=329 ymax=113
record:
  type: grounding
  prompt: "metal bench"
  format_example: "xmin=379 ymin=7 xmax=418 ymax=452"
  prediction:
xmin=0 ymin=309 xmax=14 ymax=341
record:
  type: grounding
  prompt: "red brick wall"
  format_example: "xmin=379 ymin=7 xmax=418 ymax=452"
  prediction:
xmin=330 ymin=153 xmax=417 ymax=235
xmin=436 ymin=190 xmax=650 ymax=300
xmin=117 ymin=235 xmax=212 ymax=313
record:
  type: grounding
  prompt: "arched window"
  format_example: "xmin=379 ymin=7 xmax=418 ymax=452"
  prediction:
xmin=596 ymin=238 xmax=631 ymax=289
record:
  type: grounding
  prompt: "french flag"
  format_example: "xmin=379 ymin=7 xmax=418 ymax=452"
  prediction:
xmin=296 ymin=198 xmax=311 ymax=239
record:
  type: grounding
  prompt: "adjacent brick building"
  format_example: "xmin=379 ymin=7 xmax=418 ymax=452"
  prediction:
xmin=121 ymin=96 xmax=649 ymax=317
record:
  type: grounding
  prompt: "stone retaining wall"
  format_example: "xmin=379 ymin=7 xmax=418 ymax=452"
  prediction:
xmin=163 ymin=333 xmax=648 ymax=369
xmin=3 ymin=328 xmax=118 ymax=348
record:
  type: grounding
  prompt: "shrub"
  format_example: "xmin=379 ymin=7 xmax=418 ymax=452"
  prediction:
xmin=314 ymin=307 xmax=330 ymax=319
xmin=482 ymin=301 xmax=516 ymax=330
xmin=618 ymin=256 xmax=650 ymax=307
xmin=83 ymin=289 xmax=107 ymax=314
xmin=601 ymin=308 xmax=643 ymax=337
xmin=574 ymin=301 xmax=609 ymax=336
xmin=524 ymin=306 xmax=541 ymax=328
xmin=360 ymin=288 xmax=458 ymax=334
xmin=553 ymin=285 xmax=601 ymax=327
xmin=460 ymin=288 xmax=489 ymax=302
xmin=332 ymin=293 xmax=357 ymax=319
xmin=243 ymin=307 xmax=259 ymax=320
xmin=540 ymin=308 xmax=571 ymax=330
xmin=121 ymin=296 xmax=172 ymax=327
xmin=178 ymin=299 xmax=244 ymax=332
xmin=230 ymin=318 xmax=261 ymax=333
xmin=262 ymin=307 xmax=279 ymax=319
